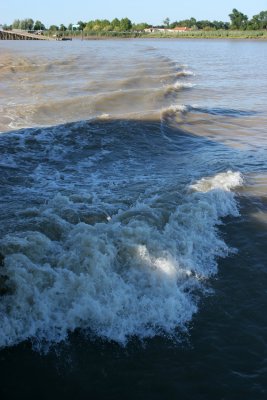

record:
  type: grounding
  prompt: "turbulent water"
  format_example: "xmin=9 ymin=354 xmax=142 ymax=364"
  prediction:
xmin=0 ymin=39 xmax=267 ymax=399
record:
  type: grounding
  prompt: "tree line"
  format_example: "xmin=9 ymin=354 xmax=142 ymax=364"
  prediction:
xmin=2 ymin=17 xmax=148 ymax=32
xmin=165 ymin=9 xmax=267 ymax=30
xmin=2 ymin=9 xmax=267 ymax=32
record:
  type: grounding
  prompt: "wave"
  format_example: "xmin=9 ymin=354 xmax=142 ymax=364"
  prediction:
xmin=160 ymin=104 xmax=189 ymax=127
xmin=161 ymin=104 xmax=257 ymax=119
xmin=0 ymin=47 xmax=195 ymax=132
xmin=0 ymin=54 xmax=86 ymax=75
xmin=0 ymin=171 xmax=242 ymax=350
xmin=4 ymin=87 xmax=191 ymax=131
xmin=164 ymin=82 xmax=195 ymax=96
xmin=161 ymin=104 xmax=188 ymax=117
xmin=187 ymin=106 xmax=258 ymax=118
xmin=160 ymin=103 xmax=259 ymax=132
xmin=176 ymin=70 xmax=194 ymax=77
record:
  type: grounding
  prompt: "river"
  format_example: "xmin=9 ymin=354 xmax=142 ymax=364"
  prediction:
xmin=0 ymin=38 xmax=267 ymax=399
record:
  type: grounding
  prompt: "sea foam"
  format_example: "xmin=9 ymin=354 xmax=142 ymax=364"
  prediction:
xmin=0 ymin=171 xmax=242 ymax=350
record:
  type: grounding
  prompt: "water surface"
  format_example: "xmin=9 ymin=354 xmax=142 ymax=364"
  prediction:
xmin=0 ymin=39 xmax=267 ymax=399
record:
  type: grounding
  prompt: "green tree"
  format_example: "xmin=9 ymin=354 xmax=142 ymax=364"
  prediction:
xmin=91 ymin=19 xmax=102 ymax=31
xmin=212 ymin=20 xmax=229 ymax=30
xmin=196 ymin=20 xmax=214 ymax=29
xmin=59 ymin=24 xmax=67 ymax=31
xmin=249 ymin=10 xmax=267 ymax=29
xmin=119 ymin=17 xmax=132 ymax=31
xmin=132 ymin=22 xmax=150 ymax=31
xmin=12 ymin=19 xmax=20 ymax=29
xmin=163 ymin=17 xmax=170 ymax=27
xmin=174 ymin=17 xmax=197 ymax=28
xmin=84 ymin=21 xmax=94 ymax=31
xmin=49 ymin=25 xmax=59 ymax=31
xmin=229 ymin=8 xmax=248 ymax=30
xmin=77 ymin=20 xmax=86 ymax=30
xmin=100 ymin=19 xmax=111 ymax=31
xmin=34 ymin=20 xmax=45 ymax=30
xmin=111 ymin=18 xmax=120 ymax=31
xmin=20 ymin=18 xmax=34 ymax=30
xmin=189 ymin=17 xmax=197 ymax=27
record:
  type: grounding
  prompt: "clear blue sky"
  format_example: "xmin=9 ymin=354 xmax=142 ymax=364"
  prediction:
xmin=1 ymin=0 xmax=267 ymax=26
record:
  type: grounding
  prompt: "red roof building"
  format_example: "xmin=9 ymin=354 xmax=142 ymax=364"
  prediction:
xmin=173 ymin=27 xmax=191 ymax=31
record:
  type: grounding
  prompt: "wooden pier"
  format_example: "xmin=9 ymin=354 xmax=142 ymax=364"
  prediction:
xmin=0 ymin=29 xmax=53 ymax=40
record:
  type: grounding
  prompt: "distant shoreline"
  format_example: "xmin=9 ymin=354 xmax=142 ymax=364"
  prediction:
xmin=56 ymin=30 xmax=267 ymax=41
xmin=1 ymin=29 xmax=267 ymax=41
xmin=81 ymin=35 xmax=267 ymax=41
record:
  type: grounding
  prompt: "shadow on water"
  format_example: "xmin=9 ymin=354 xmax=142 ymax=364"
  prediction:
xmin=0 ymin=117 xmax=267 ymax=400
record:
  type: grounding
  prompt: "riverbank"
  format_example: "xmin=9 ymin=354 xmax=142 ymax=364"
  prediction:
xmin=143 ymin=29 xmax=267 ymax=39
xmin=45 ymin=29 xmax=267 ymax=40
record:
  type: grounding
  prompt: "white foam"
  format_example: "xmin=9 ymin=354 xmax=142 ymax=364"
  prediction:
xmin=161 ymin=104 xmax=188 ymax=116
xmin=160 ymin=104 xmax=188 ymax=128
xmin=173 ymin=81 xmax=195 ymax=89
xmin=164 ymin=81 xmax=195 ymax=96
xmin=176 ymin=70 xmax=194 ymax=77
xmin=190 ymin=171 xmax=243 ymax=193
xmin=0 ymin=171 xmax=242 ymax=349
xmin=98 ymin=113 xmax=110 ymax=119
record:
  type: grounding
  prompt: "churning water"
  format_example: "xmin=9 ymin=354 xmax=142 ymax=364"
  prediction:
xmin=0 ymin=39 xmax=267 ymax=399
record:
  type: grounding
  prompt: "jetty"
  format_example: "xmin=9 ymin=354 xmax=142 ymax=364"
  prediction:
xmin=0 ymin=29 xmax=53 ymax=40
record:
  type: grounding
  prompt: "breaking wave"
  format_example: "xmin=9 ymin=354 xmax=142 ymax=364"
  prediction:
xmin=0 ymin=171 xmax=242 ymax=350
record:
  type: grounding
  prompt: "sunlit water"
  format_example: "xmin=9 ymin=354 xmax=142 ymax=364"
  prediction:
xmin=0 ymin=39 xmax=267 ymax=399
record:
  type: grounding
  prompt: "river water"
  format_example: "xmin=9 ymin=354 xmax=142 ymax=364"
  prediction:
xmin=0 ymin=39 xmax=267 ymax=399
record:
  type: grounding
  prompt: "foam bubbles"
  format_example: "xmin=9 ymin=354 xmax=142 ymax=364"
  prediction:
xmin=173 ymin=82 xmax=195 ymax=90
xmin=161 ymin=104 xmax=188 ymax=118
xmin=0 ymin=171 xmax=242 ymax=350
xmin=190 ymin=170 xmax=243 ymax=193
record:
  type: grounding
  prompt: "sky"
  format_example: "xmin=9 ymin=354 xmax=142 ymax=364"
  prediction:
xmin=1 ymin=0 xmax=267 ymax=27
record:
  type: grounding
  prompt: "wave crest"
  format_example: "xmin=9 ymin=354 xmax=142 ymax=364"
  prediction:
xmin=0 ymin=171 xmax=242 ymax=349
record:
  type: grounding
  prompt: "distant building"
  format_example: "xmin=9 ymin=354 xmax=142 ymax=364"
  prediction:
xmin=144 ymin=26 xmax=191 ymax=33
xmin=172 ymin=26 xmax=191 ymax=31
